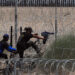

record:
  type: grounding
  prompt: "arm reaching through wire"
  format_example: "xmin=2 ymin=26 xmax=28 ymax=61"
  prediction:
xmin=41 ymin=31 xmax=54 ymax=44
xmin=32 ymin=34 xmax=44 ymax=40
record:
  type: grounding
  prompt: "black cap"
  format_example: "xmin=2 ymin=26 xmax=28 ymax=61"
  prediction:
xmin=3 ymin=34 xmax=9 ymax=39
xmin=24 ymin=27 xmax=33 ymax=32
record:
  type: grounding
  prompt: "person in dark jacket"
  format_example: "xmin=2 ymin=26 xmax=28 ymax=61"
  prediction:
xmin=16 ymin=27 xmax=44 ymax=58
xmin=0 ymin=34 xmax=16 ymax=59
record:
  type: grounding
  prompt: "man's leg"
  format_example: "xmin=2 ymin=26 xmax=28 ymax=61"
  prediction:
xmin=17 ymin=42 xmax=27 ymax=58
xmin=17 ymin=46 xmax=24 ymax=58
xmin=18 ymin=51 xmax=24 ymax=58
xmin=0 ymin=53 xmax=8 ymax=59
xmin=27 ymin=41 xmax=41 ymax=55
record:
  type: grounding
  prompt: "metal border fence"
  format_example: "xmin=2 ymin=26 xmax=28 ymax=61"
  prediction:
xmin=0 ymin=0 xmax=75 ymax=7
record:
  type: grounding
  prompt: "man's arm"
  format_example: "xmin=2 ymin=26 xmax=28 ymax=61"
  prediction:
xmin=7 ymin=46 xmax=16 ymax=52
xmin=4 ymin=42 xmax=16 ymax=52
xmin=32 ymin=34 xmax=44 ymax=39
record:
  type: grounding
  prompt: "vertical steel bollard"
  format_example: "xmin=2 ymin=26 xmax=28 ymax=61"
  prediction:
xmin=20 ymin=26 xmax=22 ymax=35
xmin=15 ymin=0 xmax=18 ymax=45
xmin=55 ymin=0 xmax=58 ymax=40
xmin=10 ymin=26 xmax=13 ymax=47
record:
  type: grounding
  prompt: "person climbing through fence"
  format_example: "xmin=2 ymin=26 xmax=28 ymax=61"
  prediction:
xmin=41 ymin=31 xmax=54 ymax=44
xmin=0 ymin=34 xmax=16 ymax=59
xmin=16 ymin=27 xmax=45 ymax=58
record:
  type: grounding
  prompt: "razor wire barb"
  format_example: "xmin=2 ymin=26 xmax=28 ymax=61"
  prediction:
xmin=0 ymin=58 xmax=75 ymax=75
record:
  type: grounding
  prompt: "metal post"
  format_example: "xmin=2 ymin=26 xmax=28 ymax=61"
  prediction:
xmin=20 ymin=26 xmax=22 ymax=35
xmin=10 ymin=26 xmax=13 ymax=47
xmin=15 ymin=0 xmax=18 ymax=45
xmin=55 ymin=1 xmax=57 ymax=40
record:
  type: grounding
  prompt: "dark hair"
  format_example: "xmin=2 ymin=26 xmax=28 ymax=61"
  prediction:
xmin=3 ymin=34 xmax=9 ymax=39
xmin=24 ymin=27 xmax=33 ymax=32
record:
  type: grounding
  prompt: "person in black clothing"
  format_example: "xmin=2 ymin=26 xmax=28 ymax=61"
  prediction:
xmin=0 ymin=34 xmax=16 ymax=59
xmin=16 ymin=27 xmax=44 ymax=58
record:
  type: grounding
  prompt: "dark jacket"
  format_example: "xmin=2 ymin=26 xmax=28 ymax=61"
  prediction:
xmin=0 ymin=40 xmax=16 ymax=54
